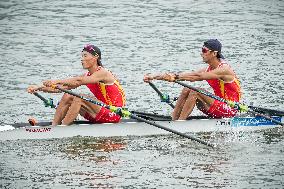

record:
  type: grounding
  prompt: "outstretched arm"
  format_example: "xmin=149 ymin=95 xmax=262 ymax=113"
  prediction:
xmin=27 ymin=85 xmax=62 ymax=94
xmin=143 ymin=66 xmax=234 ymax=83
xmin=43 ymin=68 xmax=114 ymax=88
xmin=143 ymin=68 xmax=207 ymax=82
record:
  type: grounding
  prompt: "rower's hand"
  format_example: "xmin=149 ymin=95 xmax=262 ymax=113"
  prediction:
xmin=43 ymin=80 xmax=57 ymax=87
xmin=143 ymin=74 xmax=154 ymax=83
xmin=27 ymin=85 xmax=40 ymax=94
xmin=163 ymin=73 xmax=176 ymax=82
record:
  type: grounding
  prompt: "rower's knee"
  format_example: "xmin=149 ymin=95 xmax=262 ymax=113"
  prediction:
xmin=60 ymin=93 xmax=74 ymax=104
xmin=72 ymin=96 xmax=83 ymax=105
xmin=180 ymin=88 xmax=198 ymax=98
xmin=180 ymin=88 xmax=191 ymax=97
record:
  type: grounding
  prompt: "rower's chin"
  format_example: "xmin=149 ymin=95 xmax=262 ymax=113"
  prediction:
xmin=82 ymin=64 xmax=87 ymax=69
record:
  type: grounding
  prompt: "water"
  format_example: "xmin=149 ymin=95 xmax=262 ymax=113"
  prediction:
xmin=0 ymin=0 xmax=283 ymax=188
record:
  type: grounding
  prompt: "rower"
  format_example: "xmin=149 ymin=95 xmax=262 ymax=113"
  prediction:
xmin=143 ymin=39 xmax=241 ymax=120
xmin=27 ymin=44 xmax=126 ymax=126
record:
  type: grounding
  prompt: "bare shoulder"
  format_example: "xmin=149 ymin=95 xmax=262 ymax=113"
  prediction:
xmin=88 ymin=67 xmax=108 ymax=76
xmin=218 ymin=63 xmax=237 ymax=82
xmin=223 ymin=63 xmax=236 ymax=75
xmin=91 ymin=67 xmax=116 ymax=84
xmin=214 ymin=63 xmax=234 ymax=74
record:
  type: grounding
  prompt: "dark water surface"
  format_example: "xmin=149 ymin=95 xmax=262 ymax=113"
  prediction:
xmin=0 ymin=0 xmax=283 ymax=188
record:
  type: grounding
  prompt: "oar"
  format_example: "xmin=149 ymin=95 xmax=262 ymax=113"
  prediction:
xmin=32 ymin=92 xmax=166 ymax=120
xmin=148 ymin=82 xmax=283 ymax=116
xmin=53 ymin=85 xmax=215 ymax=148
xmin=148 ymin=82 xmax=175 ymax=108
xmin=33 ymin=90 xmax=168 ymax=119
xmin=175 ymin=81 xmax=284 ymax=126
xmin=33 ymin=92 xmax=56 ymax=108
xmin=248 ymin=106 xmax=284 ymax=116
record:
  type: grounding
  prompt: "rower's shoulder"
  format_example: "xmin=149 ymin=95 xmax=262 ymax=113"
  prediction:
xmin=87 ymin=67 xmax=109 ymax=76
xmin=218 ymin=61 xmax=234 ymax=72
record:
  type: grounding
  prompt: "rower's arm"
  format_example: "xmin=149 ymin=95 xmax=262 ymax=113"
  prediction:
xmin=144 ymin=72 xmax=196 ymax=82
xmin=197 ymin=65 xmax=235 ymax=82
xmin=177 ymin=68 xmax=207 ymax=81
xmin=46 ymin=69 xmax=114 ymax=88
xmin=38 ymin=86 xmax=61 ymax=93
xmin=27 ymin=85 xmax=62 ymax=94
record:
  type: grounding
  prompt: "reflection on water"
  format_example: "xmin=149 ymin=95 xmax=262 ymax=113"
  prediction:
xmin=60 ymin=137 xmax=126 ymax=163
xmin=0 ymin=129 xmax=283 ymax=188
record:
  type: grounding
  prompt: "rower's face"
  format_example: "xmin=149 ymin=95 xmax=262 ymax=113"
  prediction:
xmin=201 ymin=46 xmax=215 ymax=63
xmin=81 ymin=51 xmax=97 ymax=69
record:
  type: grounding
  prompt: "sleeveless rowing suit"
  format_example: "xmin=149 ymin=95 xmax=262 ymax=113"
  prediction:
xmin=83 ymin=66 xmax=126 ymax=123
xmin=202 ymin=60 xmax=241 ymax=118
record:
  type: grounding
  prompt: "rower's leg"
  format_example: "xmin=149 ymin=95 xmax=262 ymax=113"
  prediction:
xmin=195 ymin=93 xmax=215 ymax=113
xmin=52 ymin=93 xmax=73 ymax=126
xmin=178 ymin=90 xmax=198 ymax=120
xmin=178 ymin=90 xmax=215 ymax=120
xmin=172 ymin=87 xmax=191 ymax=120
xmin=61 ymin=97 xmax=101 ymax=125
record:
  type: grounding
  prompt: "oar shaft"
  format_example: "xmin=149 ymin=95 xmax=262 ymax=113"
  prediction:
xmin=175 ymin=81 xmax=226 ymax=103
xmin=149 ymin=82 xmax=164 ymax=97
xmin=57 ymin=87 xmax=111 ymax=109
xmin=148 ymin=82 xmax=175 ymax=109
xmin=33 ymin=92 xmax=56 ymax=108
xmin=130 ymin=114 xmax=214 ymax=148
xmin=248 ymin=106 xmax=284 ymax=116
xmin=34 ymin=92 xmax=48 ymax=103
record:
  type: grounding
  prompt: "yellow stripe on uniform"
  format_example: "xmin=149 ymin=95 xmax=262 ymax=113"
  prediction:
xmin=114 ymin=80 xmax=126 ymax=106
xmin=99 ymin=82 xmax=112 ymax=105
xmin=99 ymin=80 xmax=126 ymax=106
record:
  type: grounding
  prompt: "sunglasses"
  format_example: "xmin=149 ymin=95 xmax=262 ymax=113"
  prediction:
xmin=201 ymin=47 xmax=212 ymax=54
xmin=202 ymin=47 xmax=218 ymax=54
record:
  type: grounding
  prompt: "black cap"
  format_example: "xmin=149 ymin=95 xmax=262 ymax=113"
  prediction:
xmin=204 ymin=39 xmax=224 ymax=59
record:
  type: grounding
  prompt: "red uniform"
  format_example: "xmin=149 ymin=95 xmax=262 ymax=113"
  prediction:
xmin=83 ymin=67 xmax=126 ymax=123
xmin=201 ymin=61 xmax=241 ymax=118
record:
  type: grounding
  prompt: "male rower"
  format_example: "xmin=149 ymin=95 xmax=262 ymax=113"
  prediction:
xmin=27 ymin=44 xmax=126 ymax=126
xmin=143 ymin=39 xmax=241 ymax=120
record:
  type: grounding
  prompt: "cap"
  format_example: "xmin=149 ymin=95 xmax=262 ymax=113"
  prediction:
xmin=83 ymin=44 xmax=101 ymax=59
xmin=204 ymin=39 xmax=224 ymax=59
xmin=82 ymin=44 xmax=102 ymax=66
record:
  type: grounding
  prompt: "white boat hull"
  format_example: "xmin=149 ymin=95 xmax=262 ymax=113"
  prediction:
xmin=0 ymin=116 xmax=283 ymax=141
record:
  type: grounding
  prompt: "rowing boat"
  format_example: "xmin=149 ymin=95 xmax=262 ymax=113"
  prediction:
xmin=1 ymin=113 xmax=283 ymax=141
xmin=3 ymin=84 xmax=282 ymax=145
